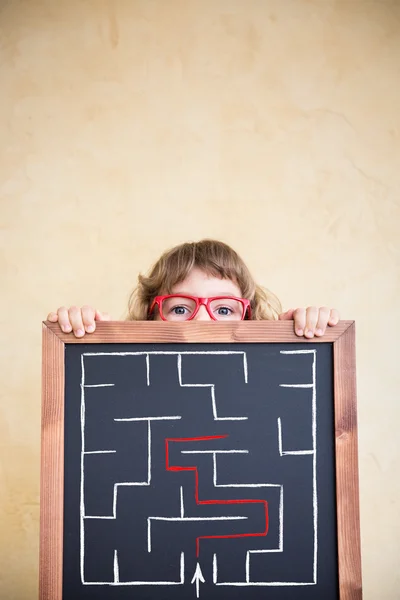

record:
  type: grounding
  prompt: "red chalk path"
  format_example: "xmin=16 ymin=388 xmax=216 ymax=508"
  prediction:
xmin=165 ymin=435 xmax=269 ymax=557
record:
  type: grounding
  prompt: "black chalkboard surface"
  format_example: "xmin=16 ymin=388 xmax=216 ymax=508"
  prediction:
xmin=40 ymin=321 xmax=362 ymax=600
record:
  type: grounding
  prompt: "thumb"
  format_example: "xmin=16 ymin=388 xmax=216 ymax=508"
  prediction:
xmin=95 ymin=310 xmax=112 ymax=322
xmin=278 ymin=308 xmax=295 ymax=321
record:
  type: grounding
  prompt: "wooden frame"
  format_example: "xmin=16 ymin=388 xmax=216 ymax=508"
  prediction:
xmin=40 ymin=320 xmax=362 ymax=599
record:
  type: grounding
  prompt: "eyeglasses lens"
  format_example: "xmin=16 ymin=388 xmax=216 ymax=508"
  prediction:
xmin=161 ymin=297 xmax=244 ymax=321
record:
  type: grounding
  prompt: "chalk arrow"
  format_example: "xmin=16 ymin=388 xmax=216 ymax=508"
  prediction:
xmin=191 ymin=562 xmax=205 ymax=598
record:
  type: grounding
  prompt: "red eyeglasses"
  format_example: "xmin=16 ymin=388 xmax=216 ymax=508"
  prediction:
xmin=149 ymin=295 xmax=252 ymax=322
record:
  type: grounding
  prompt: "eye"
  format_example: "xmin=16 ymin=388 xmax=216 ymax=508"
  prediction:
xmin=216 ymin=306 xmax=233 ymax=316
xmin=171 ymin=305 xmax=189 ymax=315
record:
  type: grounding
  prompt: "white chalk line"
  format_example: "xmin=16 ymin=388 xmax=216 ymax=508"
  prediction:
xmin=152 ymin=516 xmax=248 ymax=522
xmin=213 ymin=553 xmax=218 ymax=584
xmin=311 ymin=350 xmax=318 ymax=583
xmin=243 ymin=353 xmax=248 ymax=384
xmin=181 ymin=450 xmax=248 ymax=455
xmin=280 ymin=349 xmax=317 ymax=355
xmin=84 ymin=450 xmax=116 ymax=455
xmin=113 ymin=550 xmax=119 ymax=583
xmin=180 ymin=486 xmax=184 ymax=518
xmin=83 ymin=351 xmax=247 ymax=357
xmin=279 ymin=384 xmax=313 ymax=388
xmin=114 ymin=416 xmax=182 ymax=422
xmin=215 ymin=581 xmax=316 ymax=587
xmin=83 ymin=383 xmax=115 ymax=388
xmin=80 ymin=354 xmax=85 ymax=584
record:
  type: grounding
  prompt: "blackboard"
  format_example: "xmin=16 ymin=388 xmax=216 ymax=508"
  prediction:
xmin=40 ymin=321 xmax=362 ymax=600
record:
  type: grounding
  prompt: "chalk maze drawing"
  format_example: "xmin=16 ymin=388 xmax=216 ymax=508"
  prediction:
xmin=80 ymin=349 xmax=317 ymax=596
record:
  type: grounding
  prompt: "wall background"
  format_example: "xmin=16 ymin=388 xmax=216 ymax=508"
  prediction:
xmin=1 ymin=0 xmax=399 ymax=598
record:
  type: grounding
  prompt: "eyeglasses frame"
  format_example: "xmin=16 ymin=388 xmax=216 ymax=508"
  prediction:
xmin=149 ymin=294 xmax=252 ymax=321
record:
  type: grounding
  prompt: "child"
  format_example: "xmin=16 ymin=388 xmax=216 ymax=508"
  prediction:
xmin=47 ymin=239 xmax=339 ymax=337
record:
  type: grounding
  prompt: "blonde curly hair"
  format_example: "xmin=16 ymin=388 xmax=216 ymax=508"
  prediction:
xmin=127 ymin=239 xmax=282 ymax=321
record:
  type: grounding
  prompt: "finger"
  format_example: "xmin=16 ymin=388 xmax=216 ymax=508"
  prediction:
xmin=292 ymin=308 xmax=306 ymax=336
xmin=68 ymin=306 xmax=85 ymax=338
xmin=328 ymin=308 xmax=340 ymax=326
xmin=81 ymin=306 xmax=96 ymax=333
xmin=95 ymin=310 xmax=112 ymax=322
xmin=315 ymin=307 xmax=331 ymax=336
xmin=56 ymin=306 xmax=72 ymax=333
xmin=278 ymin=308 xmax=295 ymax=321
xmin=304 ymin=306 xmax=319 ymax=338
xmin=47 ymin=311 xmax=59 ymax=322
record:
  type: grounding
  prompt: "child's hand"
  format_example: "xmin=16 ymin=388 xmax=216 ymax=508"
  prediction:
xmin=279 ymin=307 xmax=340 ymax=338
xmin=46 ymin=306 xmax=112 ymax=337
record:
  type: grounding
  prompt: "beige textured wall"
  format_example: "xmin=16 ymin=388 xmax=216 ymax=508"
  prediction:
xmin=1 ymin=1 xmax=399 ymax=598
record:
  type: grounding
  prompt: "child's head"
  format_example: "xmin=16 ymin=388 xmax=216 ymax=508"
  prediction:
xmin=127 ymin=239 xmax=282 ymax=321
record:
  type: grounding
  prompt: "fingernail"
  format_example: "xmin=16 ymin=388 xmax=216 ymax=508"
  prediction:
xmin=62 ymin=324 xmax=72 ymax=333
xmin=305 ymin=329 xmax=314 ymax=338
xmin=316 ymin=328 xmax=323 ymax=336
xmin=86 ymin=325 xmax=95 ymax=333
xmin=76 ymin=329 xmax=84 ymax=337
xmin=296 ymin=328 xmax=303 ymax=336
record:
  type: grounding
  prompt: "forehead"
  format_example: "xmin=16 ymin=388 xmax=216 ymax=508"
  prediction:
xmin=171 ymin=267 xmax=242 ymax=297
